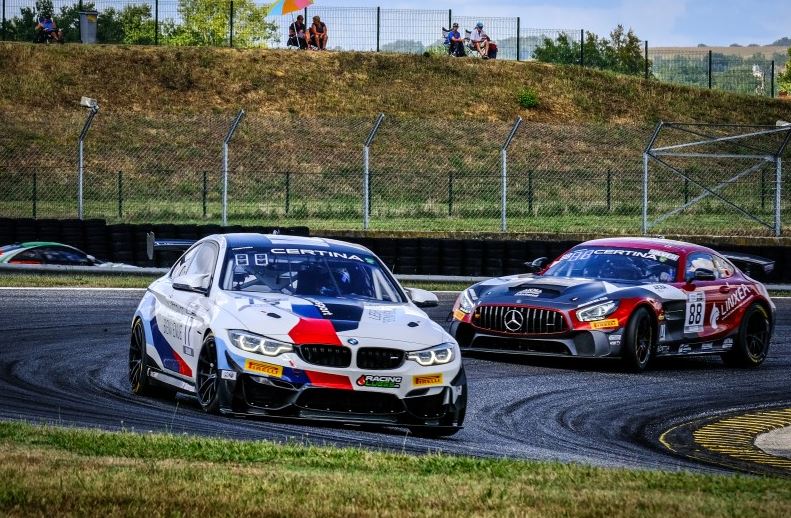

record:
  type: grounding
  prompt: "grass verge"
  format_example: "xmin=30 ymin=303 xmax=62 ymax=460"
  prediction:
xmin=1 ymin=421 xmax=790 ymax=517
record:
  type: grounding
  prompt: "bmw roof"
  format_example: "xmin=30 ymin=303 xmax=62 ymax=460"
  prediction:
xmin=219 ymin=234 xmax=373 ymax=256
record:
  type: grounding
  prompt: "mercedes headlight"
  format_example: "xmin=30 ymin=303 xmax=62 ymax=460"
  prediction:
xmin=229 ymin=330 xmax=293 ymax=356
xmin=576 ymin=301 xmax=618 ymax=322
xmin=458 ymin=288 xmax=477 ymax=314
xmin=407 ymin=343 xmax=455 ymax=366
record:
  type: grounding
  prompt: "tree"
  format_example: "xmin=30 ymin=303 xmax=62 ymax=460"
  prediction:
xmin=779 ymin=48 xmax=791 ymax=94
xmin=164 ymin=0 xmax=277 ymax=47
xmin=534 ymin=25 xmax=650 ymax=77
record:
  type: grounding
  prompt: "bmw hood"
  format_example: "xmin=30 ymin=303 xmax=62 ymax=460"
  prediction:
xmin=216 ymin=291 xmax=449 ymax=349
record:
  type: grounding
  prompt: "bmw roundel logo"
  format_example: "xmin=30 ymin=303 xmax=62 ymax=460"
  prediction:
xmin=347 ymin=338 xmax=359 ymax=345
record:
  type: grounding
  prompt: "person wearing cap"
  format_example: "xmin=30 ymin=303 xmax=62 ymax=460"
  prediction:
xmin=470 ymin=21 xmax=491 ymax=59
xmin=309 ymin=15 xmax=328 ymax=50
xmin=446 ymin=22 xmax=465 ymax=57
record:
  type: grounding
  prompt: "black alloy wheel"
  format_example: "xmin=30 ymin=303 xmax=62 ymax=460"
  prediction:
xmin=196 ymin=333 xmax=221 ymax=413
xmin=722 ymin=304 xmax=771 ymax=368
xmin=128 ymin=319 xmax=148 ymax=394
xmin=623 ymin=308 xmax=654 ymax=372
xmin=129 ymin=319 xmax=173 ymax=398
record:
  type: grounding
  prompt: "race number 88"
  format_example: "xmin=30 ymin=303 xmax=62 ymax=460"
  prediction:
xmin=687 ymin=302 xmax=703 ymax=326
xmin=684 ymin=292 xmax=705 ymax=333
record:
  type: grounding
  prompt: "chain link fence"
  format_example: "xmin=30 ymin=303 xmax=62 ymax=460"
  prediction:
xmin=2 ymin=109 xmax=790 ymax=236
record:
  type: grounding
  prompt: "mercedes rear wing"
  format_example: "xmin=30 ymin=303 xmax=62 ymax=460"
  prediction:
xmin=721 ymin=251 xmax=775 ymax=276
xmin=146 ymin=232 xmax=196 ymax=261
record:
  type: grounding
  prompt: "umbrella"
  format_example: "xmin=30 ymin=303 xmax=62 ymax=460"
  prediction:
xmin=269 ymin=0 xmax=314 ymax=16
xmin=270 ymin=0 xmax=315 ymax=49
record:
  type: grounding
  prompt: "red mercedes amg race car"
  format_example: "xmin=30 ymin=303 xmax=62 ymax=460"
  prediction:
xmin=450 ymin=237 xmax=775 ymax=371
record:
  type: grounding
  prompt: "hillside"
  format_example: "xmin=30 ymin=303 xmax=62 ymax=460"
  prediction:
xmin=1 ymin=42 xmax=790 ymax=123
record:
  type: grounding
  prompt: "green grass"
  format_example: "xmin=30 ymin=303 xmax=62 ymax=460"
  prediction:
xmin=0 ymin=271 xmax=471 ymax=292
xmin=1 ymin=421 xmax=790 ymax=517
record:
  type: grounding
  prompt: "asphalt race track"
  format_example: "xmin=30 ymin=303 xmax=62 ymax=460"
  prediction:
xmin=1 ymin=288 xmax=790 ymax=474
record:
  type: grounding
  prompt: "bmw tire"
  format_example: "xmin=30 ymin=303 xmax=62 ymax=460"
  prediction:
xmin=196 ymin=333 xmax=221 ymax=414
xmin=129 ymin=319 xmax=174 ymax=399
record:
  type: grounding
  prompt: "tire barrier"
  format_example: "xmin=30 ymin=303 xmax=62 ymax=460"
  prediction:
xmin=0 ymin=218 xmax=786 ymax=282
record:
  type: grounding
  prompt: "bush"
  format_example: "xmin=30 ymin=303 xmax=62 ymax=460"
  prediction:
xmin=518 ymin=88 xmax=539 ymax=109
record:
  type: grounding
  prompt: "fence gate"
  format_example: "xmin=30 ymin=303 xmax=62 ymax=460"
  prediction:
xmin=642 ymin=122 xmax=791 ymax=237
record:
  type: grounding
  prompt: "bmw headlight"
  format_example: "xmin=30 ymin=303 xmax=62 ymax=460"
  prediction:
xmin=458 ymin=288 xmax=477 ymax=314
xmin=407 ymin=343 xmax=455 ymax=366
xmin=229 ymin=330 xmax=293 ymax=356
xmin=576 ymin=301 xmax=618 ymax=322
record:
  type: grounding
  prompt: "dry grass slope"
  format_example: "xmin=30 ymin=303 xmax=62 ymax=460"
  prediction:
xmin=2 ymin=42 xmax=791 ymax=123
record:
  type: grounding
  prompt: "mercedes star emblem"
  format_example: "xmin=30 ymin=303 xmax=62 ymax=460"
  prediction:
xmin=504 ymin=309 xmax=524 ymax=332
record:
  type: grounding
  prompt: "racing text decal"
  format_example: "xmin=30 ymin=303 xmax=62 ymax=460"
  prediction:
xmin=413 ymin=374 xmax=444 ymax=387
xmin=356 ymin=375 xmax=402 ymax=389
xmin=245 ymin=359 xmax=283 ymax=378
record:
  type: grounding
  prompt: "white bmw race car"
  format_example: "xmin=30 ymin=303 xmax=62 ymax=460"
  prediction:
xmin=129 ymin=233 xmax=467 ymax=436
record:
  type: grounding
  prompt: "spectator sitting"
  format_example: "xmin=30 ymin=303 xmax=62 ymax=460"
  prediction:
xmin=309 ymin=16 xmax=328 ymax=50
xmin=35 ymin=15 xmax=64 ymax=44
xmin=446 ymin=22 xmax=465 ymax=57
xmin=288 ymin=15 xmax=308 ymax=49
xmin=469 ymin=21 xmax=491 ymax=59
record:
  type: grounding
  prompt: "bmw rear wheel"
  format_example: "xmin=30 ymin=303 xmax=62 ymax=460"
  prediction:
xmin=196 ymin=333 xmax=221 ymax=413
xmin=722 ymin=304 xmax=770 ymax=368
xmin=622 ymin=308 xmax=654 ymax=372
xmin=129 ymin=319 xmax=173 ymax=398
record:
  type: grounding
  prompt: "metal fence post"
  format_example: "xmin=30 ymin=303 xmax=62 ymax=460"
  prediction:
xmin=154 ymin=0 xmax=159 ymax=45
xmin=516 ymin=17 xmax=520 ymax=61
xmin=527 ymin=170 xmax=533 ymax=214
xmin=771 ymin=61 xmax=775 ymax=98
xmin=229 ymin=1 xmax=234 ymax=48
xmin=376 ymin=7 xmax=380 ymax=52
xmin=642 ymin=153 xmax=649 ymax=234
xmin=32 ymin=171 xmax=36 ymax=218
xmin=776 ymin=157 xmax=782 ymax=236
xmin=580 ymin=29 xmax=584 ymax=66
xmin=222 ymin=109 xmax=246 ymax=226
xmin=708 ymin=50 xmax=712 ymax=89
xmin=362 ymin=113 xmax=385 ymax=230
xmin=448 ymin=9 xmax=451 ymax=30
xmin=77 ymin=101 xmax=99 ymax=220
xmin=606 ymin=169 xmax=611 ymax=212
xmin=644 ymin=41 xmax=649 ymax=80
xmin=2 ymin=0 xmax=6 ymax=41
xmin=285 ymin=171 xmax=290 ymax=214
xmin=501 ymin=149 xmax=508 ymax=231
xmin=501 ymin=116 xmax=522 ymax=232
xmin=448 ymin=171 xmax=453 ymax=216
xmin=202 ymin=171 xmax=207 ymax=218
xmin=117 ymin=171 xmax=122 ymax=218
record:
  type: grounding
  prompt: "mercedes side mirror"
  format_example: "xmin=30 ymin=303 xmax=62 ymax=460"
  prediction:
xmin=405 ymin=287 xmax=439 ymax=308
xmin=686 ymin=268 xmax=716 ymax=283
xmin=172 ymin=273 xmax=210 ymax=294
xmin=523 ymin=257 xmax=548 ymax=274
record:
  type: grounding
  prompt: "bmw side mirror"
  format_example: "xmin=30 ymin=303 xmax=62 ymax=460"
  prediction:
xmin=686 ymin=268 xmax=716 ymax=283
xmin=405 ymin=287 xmax=439 ymax=308
xmin=523 ymin=257 xmax=548 ymax=274
xmin=173 ymin=273 xmax=210 ymax=294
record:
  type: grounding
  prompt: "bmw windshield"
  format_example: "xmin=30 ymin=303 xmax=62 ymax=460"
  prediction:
xmin=543 ymin=247 xmax=679 ymax=283
xmin=221 ymin=246 xmax=405 ymax=303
